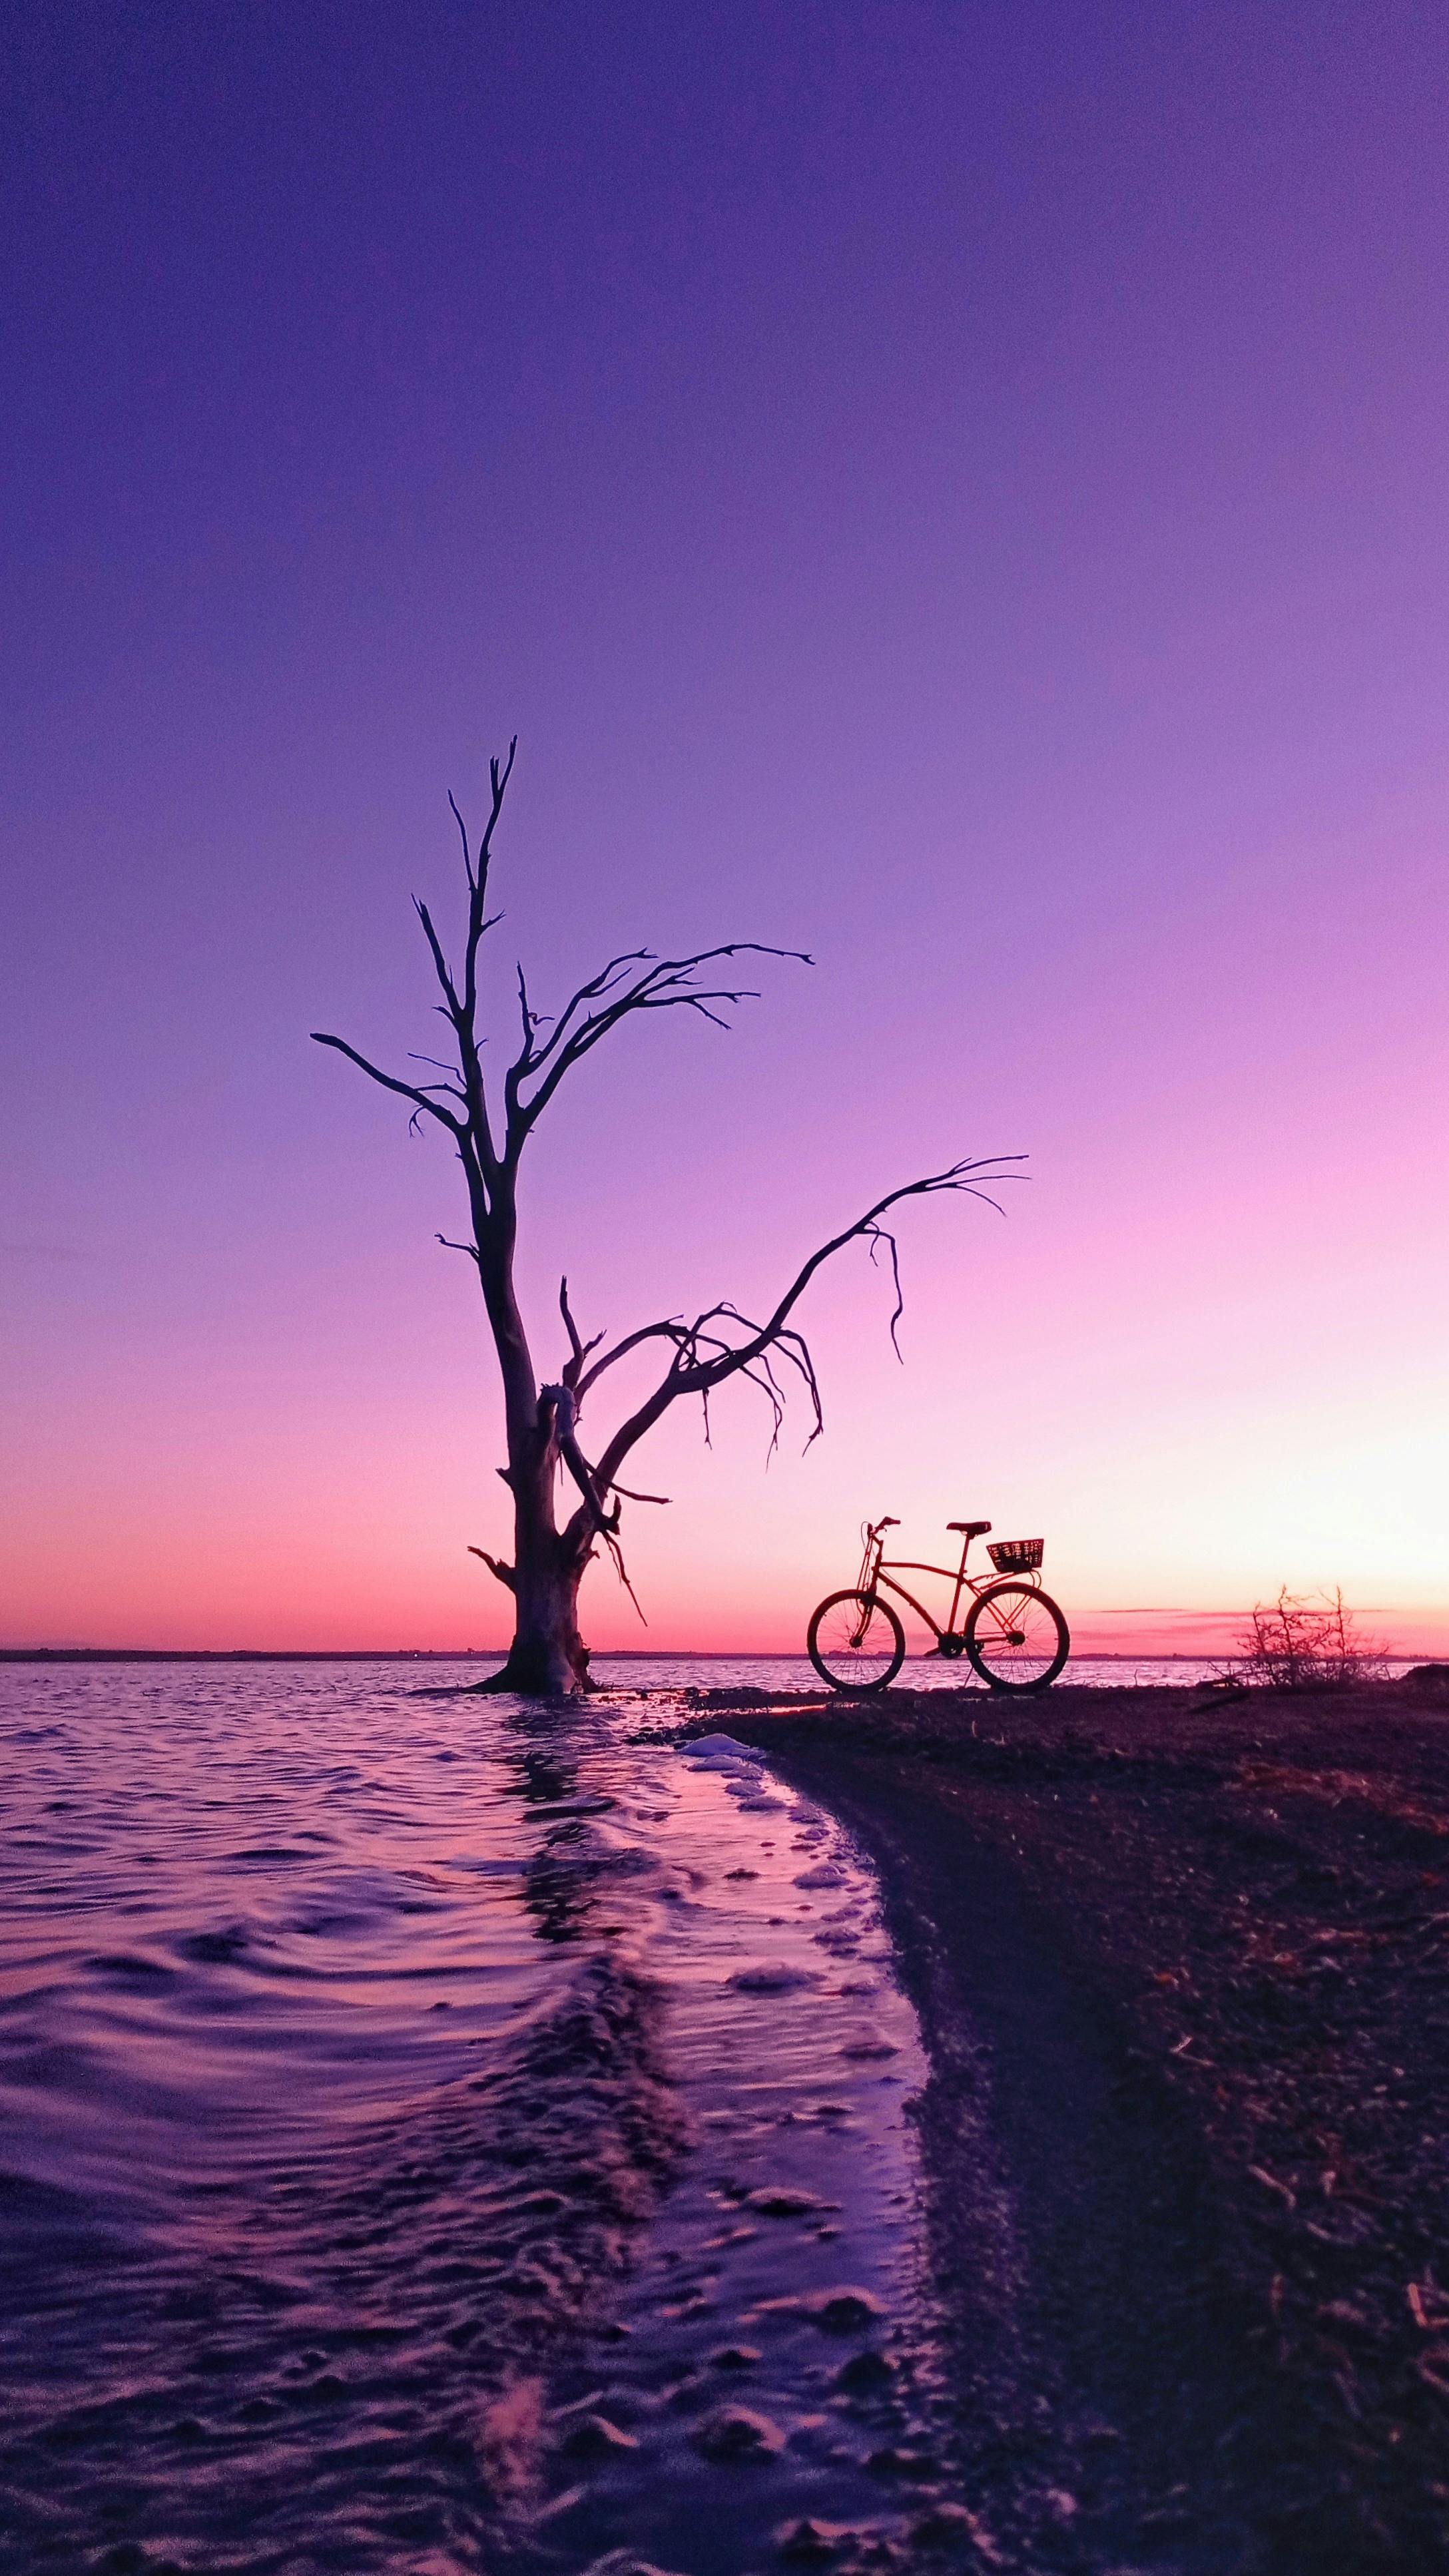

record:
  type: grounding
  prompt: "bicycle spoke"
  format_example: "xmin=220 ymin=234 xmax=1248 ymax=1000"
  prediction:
xmin=965 ymin=1584 xmax=1068 ymax=1691
xmin=808 ymin=1590 xmax=905 ymax=1692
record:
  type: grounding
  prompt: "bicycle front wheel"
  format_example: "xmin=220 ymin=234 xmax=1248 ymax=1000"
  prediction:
xmin=964 ymin=1581 xmax=1069 ymax=1692
xmin=807 ymin=1590 xmax=906 ymax=1693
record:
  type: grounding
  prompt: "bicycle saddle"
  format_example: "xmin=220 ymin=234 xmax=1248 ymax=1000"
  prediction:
xmin=948 ymin=1519 xmax=992 ymax=1537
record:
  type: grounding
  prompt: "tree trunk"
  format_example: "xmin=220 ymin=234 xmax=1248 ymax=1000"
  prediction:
xmin=487 ymin=1552 xmax=591 ymax=1694
xmin=475 ymin=1387 xmax=596 ymax=1695
xmin=495 ymin=1505 xmax=593 ymax=1693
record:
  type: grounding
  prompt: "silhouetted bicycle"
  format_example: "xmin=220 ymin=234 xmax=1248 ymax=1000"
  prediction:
xmin=808 ymin=1515 xmax=1070 ymax=1694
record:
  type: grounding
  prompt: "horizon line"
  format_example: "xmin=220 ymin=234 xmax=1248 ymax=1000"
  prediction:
xmin=1 ymin=1641 xmax=1432 ymax=1665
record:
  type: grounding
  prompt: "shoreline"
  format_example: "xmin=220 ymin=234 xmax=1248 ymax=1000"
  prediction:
xmin=682 ymin=1680 xmax=1449 ymax=2570
xmin=3 ymin=1647 xmax=1277 ymax=1663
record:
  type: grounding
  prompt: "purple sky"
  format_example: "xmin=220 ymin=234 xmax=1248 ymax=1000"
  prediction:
xmin=4 ymin=1 xmax=1446 ymax=1651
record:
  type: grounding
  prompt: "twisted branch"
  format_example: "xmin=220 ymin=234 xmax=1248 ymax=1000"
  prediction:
xmin=587 ymin=1156 xmax=1024 ymax=1494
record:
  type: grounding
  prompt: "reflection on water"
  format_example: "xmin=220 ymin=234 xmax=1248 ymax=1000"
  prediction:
xmin=0 ymin=1667 xmax=985 ymax=2573
xmin=511 ymin=1652 xmax=1289 ymax=1690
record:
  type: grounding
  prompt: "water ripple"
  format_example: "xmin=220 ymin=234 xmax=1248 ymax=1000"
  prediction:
xmin=0 ymin=1665 xmax=967 ymax=2573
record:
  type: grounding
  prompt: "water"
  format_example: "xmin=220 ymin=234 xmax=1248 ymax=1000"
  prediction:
xmin=0 ymin=1665 xmax=984 ymax=2575
xmin=593 ymin=1653 xmax=1245 ymax=1690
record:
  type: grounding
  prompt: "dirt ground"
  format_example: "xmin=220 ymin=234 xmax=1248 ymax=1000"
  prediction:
xmin=673 ymin=1674 xmax=1449 ymax=2573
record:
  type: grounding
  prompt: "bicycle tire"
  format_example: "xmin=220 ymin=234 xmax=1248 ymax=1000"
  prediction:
xmin=807 ymin=1590 xmax=906 ymax=1693
xmin=964 ymin=1581 xmax=1069 ymax=1692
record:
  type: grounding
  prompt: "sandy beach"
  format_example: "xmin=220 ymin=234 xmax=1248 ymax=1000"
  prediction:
xmin=668 ymin=1675 xmax=1449 ymax=2571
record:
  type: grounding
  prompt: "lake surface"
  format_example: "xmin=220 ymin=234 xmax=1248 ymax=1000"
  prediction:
xmin=6 ymin=1651 xmax=1424 ymax=2572
xmin=1 ymin=1663 xmax=996 ymax=2575
xmin=352 ymin=1653 xmax=1247 ymax=1688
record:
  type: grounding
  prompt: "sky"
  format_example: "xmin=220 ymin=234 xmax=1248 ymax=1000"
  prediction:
xmin=3 ymin=0 xmax=1446 ymax=1655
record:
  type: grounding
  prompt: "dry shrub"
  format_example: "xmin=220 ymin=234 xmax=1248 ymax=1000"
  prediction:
xmin=1236 ymin=1587 xmax=1389 ymax=1690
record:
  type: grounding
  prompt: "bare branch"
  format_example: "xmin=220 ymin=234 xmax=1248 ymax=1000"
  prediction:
xmin=437 ymin=1234 xmax=481 ymax=1264
xmin=462 ymin=738 xmax=517 ymax=1011
xmin=447 ymin=790 xmax=475 ymax=896
xmin=559 ymin=1487 xmax=651 ymax=1627
xmin=467 ymin=1545 xmax=516 ymax=1592
xmin=503 ymin=962 xmax=541 ymax=1132
xmin=507 ymin=945 xmax=812 ymax=1146
xmin=558 ymin=1277 xmax=605 ymax=1391
xmin=439 ymin=742 xmax=517 ymax=1184
xmin=406 ymin=1053 xmax=468 ymax=1107
xmin=517 ymin=949 xmax=655 ymax=1073
xmin=413 ymin=897 xmax=463 ymax=1021
xmin=589 ymin=1157 xmax=1024 ymax=1489
xmin=605 ymin=1531 xmax=649 ymax=1625
xmin=735 ymin=1354 xmax=786 ymax=1457
xmin=559 ymin=1275 xmax=585 ymax=1367
xmin=866 ymin=1223 xmax=906 ymax=1358
xmin=542 ymin=1382 xmax=614 ymax=1535
xmin=312 ymin=752 xmax=523 ymax=1194
xmin=311 ymin=1032 xmax=464 ymax=1135
xmin=577 ymin=1317 xmax=689 ymax=1402
xmin=703 ymin=1157 xmax=1023 ymax=1379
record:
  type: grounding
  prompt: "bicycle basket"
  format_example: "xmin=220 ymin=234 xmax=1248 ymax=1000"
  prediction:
xmin=988 ymin=1538 xmax=1043 ymax=1574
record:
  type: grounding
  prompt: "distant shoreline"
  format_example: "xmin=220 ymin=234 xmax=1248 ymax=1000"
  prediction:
xmin=0 ymin=1645 xmax=1220 ymax=1664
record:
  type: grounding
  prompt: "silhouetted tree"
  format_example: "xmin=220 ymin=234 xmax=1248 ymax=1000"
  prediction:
xmin=313 ymin=745 xmax=1016 ymax=1694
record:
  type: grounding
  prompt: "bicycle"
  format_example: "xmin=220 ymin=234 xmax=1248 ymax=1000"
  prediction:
xmin=807 ymin=1515 xmax=1070 ymax=1694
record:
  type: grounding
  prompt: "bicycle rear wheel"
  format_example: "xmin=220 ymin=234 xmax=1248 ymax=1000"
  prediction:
xmin=964 ymin=1581 xmax=1069 ymax=1692
xmin=807 ymin=1590 xmax=906 ymax=1692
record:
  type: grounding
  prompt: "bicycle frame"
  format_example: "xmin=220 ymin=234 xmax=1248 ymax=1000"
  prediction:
xmin=856 ymin=1520 xmax=1035 ymax=1649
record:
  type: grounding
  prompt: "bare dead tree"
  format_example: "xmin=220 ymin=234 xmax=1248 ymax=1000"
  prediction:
xmin=312 ymin=744 xmax=1021 ymax=1694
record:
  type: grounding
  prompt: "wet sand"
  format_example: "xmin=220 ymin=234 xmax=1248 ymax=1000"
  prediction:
xmin=679 ymin=1676 xmax=1449 ymax=2573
